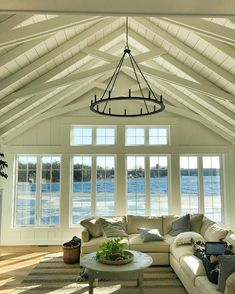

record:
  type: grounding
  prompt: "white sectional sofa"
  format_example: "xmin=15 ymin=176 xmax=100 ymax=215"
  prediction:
xmin=80 ymin=214 xmax=235 ymax=294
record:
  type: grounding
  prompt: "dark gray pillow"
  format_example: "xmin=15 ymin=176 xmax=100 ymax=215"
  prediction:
xmin=138 ymin=228 xmax=165 ymax=242
xmin=169 ymin=214 xmax=191 ymax=236
xmin=218 ymin=255 xmax=235 ymax=292
xmin=190 ymin=214 xmax=203 ymax=233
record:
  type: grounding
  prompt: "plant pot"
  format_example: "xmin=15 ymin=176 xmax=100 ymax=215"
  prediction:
xmin=62 ymin=244 xmax=80 ymax=264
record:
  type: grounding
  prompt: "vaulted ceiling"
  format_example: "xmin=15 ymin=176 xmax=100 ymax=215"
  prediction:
xmin=0 ymin=14 xmax=234 ymax=144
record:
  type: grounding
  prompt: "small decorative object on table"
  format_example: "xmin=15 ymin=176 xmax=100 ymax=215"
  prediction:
xmin=63 ymin=236 xmax=81 ymax=264
xmin=96 ymin=238 xmax=133 ymax=265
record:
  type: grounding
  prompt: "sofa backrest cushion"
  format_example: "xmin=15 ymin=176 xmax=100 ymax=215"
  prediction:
xmin=225 ymin=231 xmax=235 ymax=253
xmin=169 ymin=214 xmax=191 ymax=236
xmin=162 ymin=215 xmax=179 ymax=235
xmin=204 ymin=223 xmax=229 ymax=241
xmin=127 ymin=215 xmax=163 ymax=235
xmin=98 ymin=217 xmax=128 ymax=237
xmin=190 ymin=214 xmax=203 ymax=233
xmin=200 ymin=216 xmax=215 ymax=236
xmin=80 ymin=217 xmax=103 ymax=238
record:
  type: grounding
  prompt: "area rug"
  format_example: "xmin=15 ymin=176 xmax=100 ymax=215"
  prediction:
xmin=13 ymin=253 xmax=187 ymax=294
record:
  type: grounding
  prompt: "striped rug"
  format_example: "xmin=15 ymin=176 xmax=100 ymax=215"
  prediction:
xmin=13 ymin=253 xmax=187 ymax=294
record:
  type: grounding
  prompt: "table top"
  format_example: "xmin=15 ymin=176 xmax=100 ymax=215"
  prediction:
xmin=81 ymin=250 xmax=153 ymax=273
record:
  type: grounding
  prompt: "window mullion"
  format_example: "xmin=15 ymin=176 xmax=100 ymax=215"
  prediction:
xmin=91 ymin=156 xmax=96 ymax=216
xmin=145 ymin=156 xmax=150 ymax=215
xmin=198 ymin=156 xmax=204 ymax=214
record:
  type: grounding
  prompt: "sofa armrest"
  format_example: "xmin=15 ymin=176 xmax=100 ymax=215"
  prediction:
xmin=225 ymin=272 xmax=235 ymax=294
xmin=81 ymin=228 xmax=90 ymax=242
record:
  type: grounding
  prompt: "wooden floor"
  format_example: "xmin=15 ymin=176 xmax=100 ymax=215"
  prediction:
xmin=0 ymin=245 xmax=62 ymax=294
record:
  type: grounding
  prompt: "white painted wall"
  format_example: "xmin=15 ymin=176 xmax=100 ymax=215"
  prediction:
xmin=0 ymin=109 xmax=234 ymax=245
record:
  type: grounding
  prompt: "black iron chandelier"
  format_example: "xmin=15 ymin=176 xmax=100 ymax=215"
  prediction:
xmin=90 ymin=17 xmax=165 ymax=117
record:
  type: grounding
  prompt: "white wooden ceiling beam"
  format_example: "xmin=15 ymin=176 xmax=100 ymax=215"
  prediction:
xmin=0 ymin=0 xmax=235 ymax=16
xmin=0 ymin=17 xmax=116 ymax=93
xmin=0 ymin=15 xmax=104 ymax=48
xmin=0 ymin=14 xmax=33 ymax=33
xmin=134 ymin=17 xmax=235 ymax=87
xmin=83 ymin=47 xmax=119 ymax=63
xmin=130 ymin=64 xmax=235 ymax=102
xmin=162 ymin=17 xmax=235 ymax=46
xmin=0 ymin=35 xmax=50 ymax=67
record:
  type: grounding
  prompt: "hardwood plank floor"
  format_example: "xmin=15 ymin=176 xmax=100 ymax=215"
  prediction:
xmin=0 ymin=245 xmax=62 ymax=294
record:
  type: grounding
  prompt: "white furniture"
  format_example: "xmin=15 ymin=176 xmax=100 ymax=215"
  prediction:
xmin=80 ymin=250 xmax=153 ymax=294
xmin=81 ymin=214 xmax=235 ymax=294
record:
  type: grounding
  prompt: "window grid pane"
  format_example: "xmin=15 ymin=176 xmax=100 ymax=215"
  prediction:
xmin=126 ymin=128 xmax=145 ymax=145
xmin=72 ymin=156 xmax=92 ymax=223
xmin=150 ymin=156 xmax=168 ymax=215
xmin=96 ymin=156 xmax=115 ymax=216
xmin=180 ymin=156 xmax=199 ymax=215
xmin=149 ymin=128 xmax=168 ymax=145
xmin=96 ymin=128 xmax=115 ymax=145
xmin=71 ymin=127 xmax=92 ymax=145
xmin=203 ymin=156 xmax=222 ymax=222
xmin=15 ymin=156 xmax=37 ymax=226
xmin=40 ymin=156 xmax=60 ymax=225
xmin=127 ymin=156 xmax=145 ymax=215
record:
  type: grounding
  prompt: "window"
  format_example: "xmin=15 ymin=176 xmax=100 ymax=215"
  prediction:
xmin=15 ymin=155 xmax=61 ymax=226
xmin=126 ymin=128 xmax=145 ymax=145
xmin=96 ymin=156 xmax=115 ymax=215
xmin=96 ymin=128 xmax=115 ymax=145
xmin=180 ymin=156 xmax=199 ymax=214
xmin=71 ymin=126 xmax=115 ymax=145
xmin=71 ymin=155 xmax=115 ymax=224
xmin=127 ymin=156 xmax=145 ymax=215
xmin=203 ymin=156 xmax=222 ymax=222
xmin=126 ymin=126 xmax=168 ymax=145
xmin=180 ymin=155 xmax=223 ymax=222
xmin=149 ymin=128 xmax=168 ymax=145
xmin=150 ymin=156 xmax=169 ymax=215
xmin=71 ymin=127 xmax=92 ymax=145
xmin=72 ymin=156 xmax=92 ymax=223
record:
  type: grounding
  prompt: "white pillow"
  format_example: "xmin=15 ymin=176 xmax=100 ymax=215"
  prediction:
xmin=204 ymin=224 xmax=228 ymax=242
xmin=174 ymin=231 xmax=205 ymax=246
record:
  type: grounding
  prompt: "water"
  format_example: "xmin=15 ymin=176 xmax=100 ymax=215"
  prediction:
xmin=16 ymin=176 xmax=221 ymax=225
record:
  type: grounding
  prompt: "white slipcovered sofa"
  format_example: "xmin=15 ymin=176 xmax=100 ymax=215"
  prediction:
xmin=80 ymin=214 xmax=235 ymax=294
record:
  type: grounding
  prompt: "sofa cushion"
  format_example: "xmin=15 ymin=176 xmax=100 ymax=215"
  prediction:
xmin=204 ymin=223 xmax=228 ymax=241
xmin=170 ymin=244 xmax=194 ymax=262
xmin=225 ymin=272 xmax=235 ymax=294
xmin=128 ymin=233 xmax=170 ymax=252
xmin=169 ymin=214 xmax=191 ymax=236
xmin=173 ymin=231 xmax=205 ymax=247
xmin=200 ymin=216 xmax=215 ymax=236
xmin=162 ymin=215 xmax=179 ymax=235
xmin=195 ymin=276 xmax=221 ymax=294
xmin=138 ymin=228 xmax=165 ymax=242
xmin=218 ymin=255 xmax=235 ymax=292
xmin=127 ymin=215 xmax=163 ymax=235
xmin=180 ymin=255 xmax=206 ymax=283
xmin=80 ymin=217 xmax=102 ymax=237
xmin=190 ymin=214 xmax=203 ymax=233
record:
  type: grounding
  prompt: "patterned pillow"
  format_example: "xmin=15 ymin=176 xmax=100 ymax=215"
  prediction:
xmin=98 ymin=218 xmax=128 ymax=237
xmin=174 ymin=231 xmax=205 ymax=246
xmin=80 ymin=217 xmax=102 ymax=238
xmin=138 ymin=228 xmax=165 ymax=242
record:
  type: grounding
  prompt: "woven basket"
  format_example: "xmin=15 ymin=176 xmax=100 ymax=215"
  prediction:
xmin=62 ymin=244 xmax=80 ymax=264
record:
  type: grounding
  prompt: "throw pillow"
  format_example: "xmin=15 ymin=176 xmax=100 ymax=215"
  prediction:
xmin=174 ymin=231 xmax=205 ymax=246
xmin=80 ymin=217 xmax=102 ymax=238
xmin=169 ymin=214 xmax=191 ymax=236
xmin=218 ymin=255 xmax=235 ymax=292
xmin=190 ymin=214 xmax=203 ymax=233
xmin=138 ymin=228 xmax=165 ymax=242
xmin=204 ymin=224 xmax=228 ymax=242
xmin=98 ymin=218 xmax=128 ymax=237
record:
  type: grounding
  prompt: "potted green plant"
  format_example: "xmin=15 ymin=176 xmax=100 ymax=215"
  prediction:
xmin=0 ymin=153 xmax=8 ymax=179
xmin=96 ymin=238 xmax=133 ymax=265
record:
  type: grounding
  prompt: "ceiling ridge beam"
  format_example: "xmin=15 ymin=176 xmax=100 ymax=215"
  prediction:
xmin=133 ymin=17 xmax=235 ymax=87
xmin=162 ymin=17 xmax=235 ymax=46
xmin=0 ymin=15 xmax=105 ymax=48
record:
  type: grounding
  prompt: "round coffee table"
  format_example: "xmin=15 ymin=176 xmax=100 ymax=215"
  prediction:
xmin=80 ymin=250 xmax=153 ymax=294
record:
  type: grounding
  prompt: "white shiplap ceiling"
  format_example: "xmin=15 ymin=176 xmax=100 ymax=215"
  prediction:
xmin=0 ymin=14 xmax=234 ymax=143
